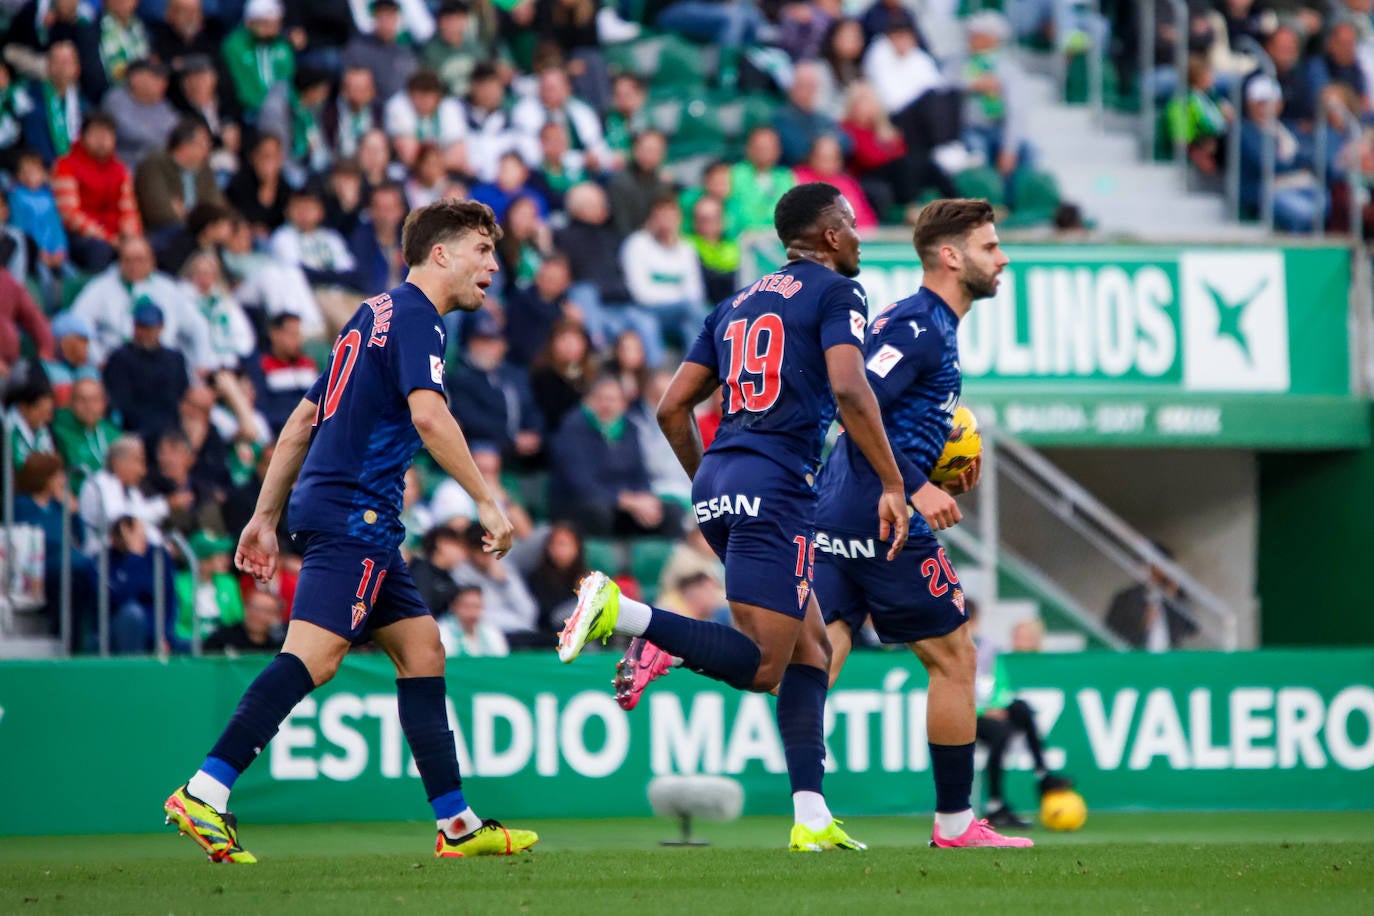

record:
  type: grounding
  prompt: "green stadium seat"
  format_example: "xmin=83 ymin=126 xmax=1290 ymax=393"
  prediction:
xmin=954 ymin=166 xmax=1007 ymax=208
xmin=629 ymin=537 xmax=676 ymax=604
xmin=1011 ymin=168 xmax=1061 ymax=217
xmin=583 ymin=537 xmax=626 ymax=576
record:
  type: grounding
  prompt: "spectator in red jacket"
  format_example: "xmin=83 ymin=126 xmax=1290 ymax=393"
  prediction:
xmin=841 ymin=81 xmax=955 ymax=220
xmin=792 ymin=135 xmax=878 ymax=229
xmin=51 ymin=112 xmax=142 ymax=272
xmin=0 ymin=268 xmax=56 ymax=377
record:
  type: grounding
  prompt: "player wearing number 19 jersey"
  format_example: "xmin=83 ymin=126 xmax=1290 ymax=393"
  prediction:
xmin=815 ymin=198 xmax=1031 ymax=849
xmin=162 ymin=200 xmax=536 ymax=863
xmin=557 ymin=183 xmax=912 ymax=852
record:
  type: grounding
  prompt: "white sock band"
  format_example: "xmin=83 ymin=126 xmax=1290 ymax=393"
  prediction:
xmin=187 ymin=771 xmax=231 ymax=814
xmin=615 ymin=595 xmax=653 ymax=637
xmin=793 ymin=790 xmax=832 ymax=832
xmin=935 ymin=809 xmax=975 ymax=838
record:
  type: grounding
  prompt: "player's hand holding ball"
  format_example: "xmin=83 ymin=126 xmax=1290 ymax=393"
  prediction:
xmin=941 ymin=453 xmax=982 ymax=496
xmin=477 ymin=499 xmax=515 ymax=558
xmin=911 ymin=482 xmax=961 ymax=531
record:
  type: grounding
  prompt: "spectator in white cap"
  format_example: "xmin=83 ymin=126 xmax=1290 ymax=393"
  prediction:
xmin=1239 ymin=75 xmax=1323 ymax=232
xmin=954 ymin=12 xmax=1031 ymax=182
xmin=42 ymin=311 xmax=100 ymax=406
xmin=221 ymin=0 xmax=295 ymax=116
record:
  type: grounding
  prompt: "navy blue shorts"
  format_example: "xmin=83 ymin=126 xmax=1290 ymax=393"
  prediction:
xmin=289 ymin=531 xmax=431 ymax=641
xmin=692 ymin=451 xmax=815 ymax=620
xmin=813 ymin=532 xmax=968 ymax=644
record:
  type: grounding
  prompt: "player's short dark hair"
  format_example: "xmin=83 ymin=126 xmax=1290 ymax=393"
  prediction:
xmin=912 ymin=198 xmax=996 ymax=269
xmin=402 ymin=198 xmax=503 ymax=267
xmin=773 ymin=181 xmax=843 ymax=245
xmin=401 ymin=199 xmax=502 ymax=266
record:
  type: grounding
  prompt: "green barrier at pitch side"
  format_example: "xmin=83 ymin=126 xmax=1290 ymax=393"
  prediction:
xmin=1 ymin=650 xmax=1370 ymax=835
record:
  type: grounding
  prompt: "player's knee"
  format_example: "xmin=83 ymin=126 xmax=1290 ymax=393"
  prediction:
xmin=749 ymin=658 xmax=787 ymax=692
xmin=396 ymin=641 xmax=446 ymax=679
xmin=306 ymin=653 xmax=343 ymax=686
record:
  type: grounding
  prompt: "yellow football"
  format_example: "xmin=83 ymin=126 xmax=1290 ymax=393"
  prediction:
xmin=1040 ymin=789 xmax=1088 ymax=832
xmin=929 ymin=406 xmax=982 ymax=484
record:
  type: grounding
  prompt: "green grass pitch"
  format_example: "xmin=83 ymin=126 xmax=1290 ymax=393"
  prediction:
xmin=2 ymin=812 xmax=1370 ymax=914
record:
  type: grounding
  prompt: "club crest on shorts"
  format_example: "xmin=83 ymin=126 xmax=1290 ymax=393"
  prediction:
xmin=351 ymin=600 xmax=367 ymax=630
xmin=951 ymin=588 xmax=966 ymax=615
xmin=796 ymin=579 xmax=811 ymax=610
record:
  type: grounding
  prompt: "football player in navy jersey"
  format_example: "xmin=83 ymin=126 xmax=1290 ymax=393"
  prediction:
xmin=557 ymin=183 xmax=913 ymax=852
xmin=814 ymin=198 xmax=1034 ymax=849
xmin=163 ymin=200 xmax=538 ymax=863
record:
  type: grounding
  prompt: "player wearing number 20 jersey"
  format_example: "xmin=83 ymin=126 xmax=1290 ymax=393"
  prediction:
xmin=682 ymin=258 xmax=869 ymax=618
xmin=813 ymin=287 xmax=967 ymax=643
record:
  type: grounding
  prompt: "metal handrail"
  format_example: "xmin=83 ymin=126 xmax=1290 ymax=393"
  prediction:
xmin=1138 ymin=0 xmax=1156 ymax=159
xmin=983 ymin=421 xmax=1239 ymax=649
xmin=165 ymin=529 xmax=200 ymax=657
xmin=59 ymin=494 xmax=72 ymax=655
xmin=942 ymin=522 xmax=1131 ymax=651
xmin=1166 ymin=0 xmax=1189 ymax=187
xmin=1086 ymin=4 xmax=1105 ymax=127
xmin=1232 ymin=35 xmax=1276 ymax=230
xmin=1329 ymin=99 xmax=1365 ymax=241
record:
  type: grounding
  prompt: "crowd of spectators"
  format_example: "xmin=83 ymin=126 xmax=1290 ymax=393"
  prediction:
xmin=0 ymin=0 xmax=1228 ymax=657
xmin=1109 ymin=0 xmax=1374 ymax=233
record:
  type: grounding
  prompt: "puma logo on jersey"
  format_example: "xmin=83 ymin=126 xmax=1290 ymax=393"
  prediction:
xmin=694 ymin=493 xmax=762 ymax=523
xmin=852 ymin=288 xmax=868 ymax=305
xmin=910 ymin=322 xmax=927 ymax=339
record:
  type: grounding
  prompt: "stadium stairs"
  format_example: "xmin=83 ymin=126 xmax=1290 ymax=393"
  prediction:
xmin=1016 ymin=52 xmax=1265 ymax=239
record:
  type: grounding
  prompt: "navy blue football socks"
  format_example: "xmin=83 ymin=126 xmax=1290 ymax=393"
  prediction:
xmin=929 ymin=741 xmax=976 ymax=813
xmin=204 ymin=652 xmax=316 ymax=781
xmin=644 ymin=608 xmax=762 ymax=690
xmin=396 ymin=676 xmax=467 ymax=819
xmin=776 ymin=663 xmax=829 ymax=795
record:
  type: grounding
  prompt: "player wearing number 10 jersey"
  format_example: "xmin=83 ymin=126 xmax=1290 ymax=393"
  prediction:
xmin=557 ymin=183 xmax=913 ymax=852
xmin=163 ymin=200 xmax=537 ymax=863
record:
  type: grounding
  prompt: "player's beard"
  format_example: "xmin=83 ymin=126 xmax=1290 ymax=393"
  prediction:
xmin=961 ymin=263 xmax=1000 ymax=300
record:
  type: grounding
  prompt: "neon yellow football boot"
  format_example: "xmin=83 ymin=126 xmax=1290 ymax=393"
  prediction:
xmin=557 ymin=571 xmax=620 ymax=662
xmin=789 ymin=819 xmax=868 ymax=852
xmin=164 ymin=784 xmax=258 ymax=863
xmin=435 ymin=819 xmax=539 ymax=857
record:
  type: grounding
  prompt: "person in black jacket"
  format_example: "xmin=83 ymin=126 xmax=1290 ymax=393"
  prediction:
xmin=409 ymin=524 xmax=465 ymax=616
xmin=204 ymin=590 xmax=285 ymax=653
xmin=547 ymin=374 xmax=681 ymax=536
xmin=554 ymin=182 xmax=638 ymax=348
xmin=446 ymin=310 xmax=543 ymax=465
xmin=102 ymin=303 xmax=189 ymax=439
xmin=503 ymin=253 xmax=576 ymax=367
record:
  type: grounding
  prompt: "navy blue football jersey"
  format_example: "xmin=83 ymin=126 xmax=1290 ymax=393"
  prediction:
xmin=684 ymin=259 xmax=869 ymax=480
xmin=288 ymin=283 xmax=448 ymax=549
xmin=815 ymin=287 xmax=962 ymax=537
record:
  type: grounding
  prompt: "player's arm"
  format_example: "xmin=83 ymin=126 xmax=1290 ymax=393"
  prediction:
xmin=407 ymin=388 xmax=514 ymax=557
xmin=236 ymin=396 xmax=316 ymax=582
xmin=867 ymin=327 xmax=963 ymax=530
xmin=825 ymin=343 xmax=909 ymax=559
xmin=656 ymin=360 xmax=720 ymax=480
